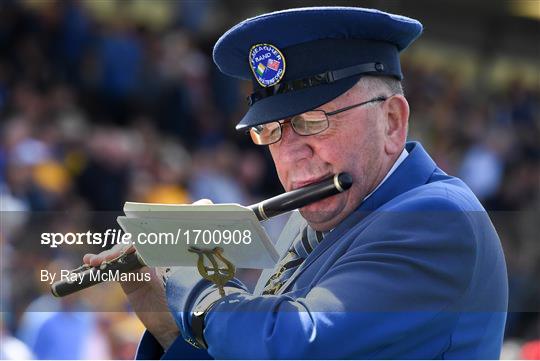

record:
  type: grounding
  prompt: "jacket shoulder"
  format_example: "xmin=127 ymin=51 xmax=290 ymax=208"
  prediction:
xmin=384 ymin=175 xmax=485 ymax=213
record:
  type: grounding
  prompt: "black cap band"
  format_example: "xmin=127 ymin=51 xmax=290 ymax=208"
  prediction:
xmin=247 ymin=62 xmax=385 ymax=106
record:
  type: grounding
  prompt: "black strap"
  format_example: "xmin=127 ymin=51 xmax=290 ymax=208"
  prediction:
xmin=247 ymin=62 xmax=384 ymax=106
xmin=190 ymin=286 xmax=239 ymax=349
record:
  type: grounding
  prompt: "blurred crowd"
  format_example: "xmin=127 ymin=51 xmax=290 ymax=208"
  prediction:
xmin=0 ymin=1 xmax=539 ymax=359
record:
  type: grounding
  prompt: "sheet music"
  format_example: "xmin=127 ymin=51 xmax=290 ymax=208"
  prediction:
xmin=117 ymin=202 xmax=279 ymax=269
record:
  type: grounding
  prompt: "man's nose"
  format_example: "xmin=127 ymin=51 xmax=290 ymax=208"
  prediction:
xmin=278 ymin=122 xmax=313 ymax=160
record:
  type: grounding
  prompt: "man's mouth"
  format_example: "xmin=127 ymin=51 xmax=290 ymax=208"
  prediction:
xmin=290 ymin=174 xmax=332 ymax=190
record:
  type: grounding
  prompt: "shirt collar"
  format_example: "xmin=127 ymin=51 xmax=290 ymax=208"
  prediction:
xmin=363 ymin=148 xmax=409 ymax=201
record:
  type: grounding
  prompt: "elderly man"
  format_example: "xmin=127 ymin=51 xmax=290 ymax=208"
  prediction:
xmin=85 ymin=7 xmax=508 ymax=359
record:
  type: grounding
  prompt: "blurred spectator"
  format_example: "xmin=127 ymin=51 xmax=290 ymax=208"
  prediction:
xmin=0 ymin=316 xmax=34 ymax=360
xmin=27 ymin=311 xmax=109 ymax=359
xmin=459 ymin=127 xmax=510 ymax=200
xmin=521 ymin=339 xmax=540 ymax=359
xmin=189 ymin=143 xmax=249 ymax=204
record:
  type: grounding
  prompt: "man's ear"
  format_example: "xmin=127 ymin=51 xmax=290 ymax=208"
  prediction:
xmin=383 ymin=95 xmax=409 ymax=155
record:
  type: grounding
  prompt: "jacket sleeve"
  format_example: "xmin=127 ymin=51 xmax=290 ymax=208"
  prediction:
xmin=135 ymin=267 xmax=245 ymax=360
xmin=169 ymin=196 xmax=479 ymax=359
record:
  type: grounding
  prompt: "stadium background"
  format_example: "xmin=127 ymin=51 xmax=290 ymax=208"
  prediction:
xmin=0 ymin=0 xmax=538 ymax=359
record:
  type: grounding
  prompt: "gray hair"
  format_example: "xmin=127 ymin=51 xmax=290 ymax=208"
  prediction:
xmin=357 ymin=76 xmax=404 ymax=97
xmin=351 ymin=76 xmax=409 ymax=136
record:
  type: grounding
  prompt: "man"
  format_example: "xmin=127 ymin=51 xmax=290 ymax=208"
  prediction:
xmin=85 ymin=7 xmax=508 ymax=359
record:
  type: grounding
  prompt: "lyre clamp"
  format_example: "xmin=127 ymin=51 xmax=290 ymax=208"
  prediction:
xmin=188 ymin=247 xmax=236 ymax=297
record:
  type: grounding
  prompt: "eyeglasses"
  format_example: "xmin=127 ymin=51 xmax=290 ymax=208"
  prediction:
xmin=249 ymin=96 xmax=389 ymax=145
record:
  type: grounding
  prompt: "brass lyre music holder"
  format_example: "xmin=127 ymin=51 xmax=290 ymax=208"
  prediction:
xmin=188 ymin=246 xmax=235 ymax=297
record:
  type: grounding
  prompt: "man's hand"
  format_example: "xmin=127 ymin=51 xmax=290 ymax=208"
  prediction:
xmin=82 ymin=199 xmax=214 ymax=350
xmin=83 ymin=243 xmax=179 ymax=349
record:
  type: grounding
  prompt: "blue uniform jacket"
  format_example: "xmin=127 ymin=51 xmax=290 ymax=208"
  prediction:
xmin=136 ymin=142 xmax=508 ymax=359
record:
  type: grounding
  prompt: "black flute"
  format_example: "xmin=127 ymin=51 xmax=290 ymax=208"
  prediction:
xmin=51 ymin=172 xmax=352 ymax=297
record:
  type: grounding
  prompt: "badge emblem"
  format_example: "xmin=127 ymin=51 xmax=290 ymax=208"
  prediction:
xmin=249 ymin=43 xmax=286 ymax=87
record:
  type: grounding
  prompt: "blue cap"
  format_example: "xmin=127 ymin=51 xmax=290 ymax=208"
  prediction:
xmin=213 ymin=7 xmax=423 ymax=131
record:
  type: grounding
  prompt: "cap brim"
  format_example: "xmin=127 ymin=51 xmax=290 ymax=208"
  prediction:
xmin=236 ymin=75 xmax=360 ymax=131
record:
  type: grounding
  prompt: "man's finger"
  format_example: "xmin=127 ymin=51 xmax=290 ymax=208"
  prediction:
xmin=85 ymin=248 xmax=118 ymax=266
xmin=82 ymin=253 xmax=94 ymax=264
xmin=82 ymin=244 xmax=134 ymax=267
xmin=193 ymin=198 xmax=214 ymax=205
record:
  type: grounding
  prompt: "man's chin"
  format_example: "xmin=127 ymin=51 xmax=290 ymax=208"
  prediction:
xmin=299 ymin=198 xmax=346 ymax=231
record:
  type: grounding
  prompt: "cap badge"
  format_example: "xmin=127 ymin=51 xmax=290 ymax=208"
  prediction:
xmin=249 ymin=43 xmax=286 ymax=87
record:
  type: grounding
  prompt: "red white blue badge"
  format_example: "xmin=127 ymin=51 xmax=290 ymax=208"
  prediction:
xmin=249 ymin=43 xmax=286 ymax=87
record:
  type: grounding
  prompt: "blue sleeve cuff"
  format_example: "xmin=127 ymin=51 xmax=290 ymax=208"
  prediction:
xmin=165 ymin=268 xmax=248 ymax=346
